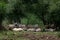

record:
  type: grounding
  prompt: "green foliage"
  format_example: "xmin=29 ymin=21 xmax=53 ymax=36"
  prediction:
xmin=21 ymin=18 xmax=28 ymax=24
xmin=0 ymin=2 xmax=6 ymax=23
xmin=0 ymin=0 xmax=60 ymax=30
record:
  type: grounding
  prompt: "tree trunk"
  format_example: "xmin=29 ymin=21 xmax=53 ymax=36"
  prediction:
xmin=0 ymin=25 xmax=5 ymax=30
xmin=0 ymin=14 xmax=6 ymax=30
xmin=40 ymin=16 xmax=48 ymax=25
xmin=0 ymin=21 xmax=6 ymax=30
xmin=14 ymin=17 xmax=21 ymax=24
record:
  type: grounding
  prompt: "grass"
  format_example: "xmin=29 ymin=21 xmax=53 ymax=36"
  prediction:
xmin=0 ymin=31 xmax=60 ymax=40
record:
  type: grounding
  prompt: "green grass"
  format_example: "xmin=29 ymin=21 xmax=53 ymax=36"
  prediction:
xmin=0 ymin=31 xmax=60 ymax=40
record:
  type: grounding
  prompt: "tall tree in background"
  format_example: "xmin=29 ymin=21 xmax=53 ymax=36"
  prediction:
xmin=34 ymin=0 xmax=49 ymax=25
xmin=0 ymin=2 xmax=6 ymax=30
xmin=6 ymin=0 xmax=26 ymax=24
xmin=0 ymin=0 xmax=60 ymax=30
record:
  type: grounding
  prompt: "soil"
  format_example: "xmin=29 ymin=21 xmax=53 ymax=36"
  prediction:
xmin=23 ymin=33 xmax=60 ymax=40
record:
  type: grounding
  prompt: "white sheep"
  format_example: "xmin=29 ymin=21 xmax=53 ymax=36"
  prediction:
xmin=8 ymin=24 xmax=15 ymax=30
xmin=49 ymin=29 xmax=55 ymax=32
xmin=8 ymin=24 xmax=15 ymax=27
xmin=19 ymin=24 xmax=26 ymax=28
xmin=27 ymin=28 xmax=35 ymax=32
xmin=35 ymin=28 xmax=41 ymax=32
xmin=21 ymin=24 xmax=25 ymax=27
xmin=12 ymin=28 xmax=24 ymax=31
xmin=19 ymin=24 xmax=22 ymax=28
xmin=45 ymin=29 xmax=55 ymax=32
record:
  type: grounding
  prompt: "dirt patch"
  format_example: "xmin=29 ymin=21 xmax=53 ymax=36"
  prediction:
xmin=23 ymin=33 xmax=60 ymax=40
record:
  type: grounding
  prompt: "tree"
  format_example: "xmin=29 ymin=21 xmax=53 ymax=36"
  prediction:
xmin=6 ymin=0 xmax=26 ymax=24
xmin=34 ymin=0 xmax=49 ymax=25
xmin=0 ymin=2 xmax=6 ymax=30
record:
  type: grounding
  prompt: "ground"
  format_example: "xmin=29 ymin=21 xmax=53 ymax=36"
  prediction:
xmin=0 ymin=31 xmax=60 ymax=40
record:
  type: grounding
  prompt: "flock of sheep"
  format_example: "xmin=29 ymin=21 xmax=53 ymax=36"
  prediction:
xmin=8 ymin=24 xmax=41 ymax=32
xmin=8 ymin=23 xmax=55 ymax=32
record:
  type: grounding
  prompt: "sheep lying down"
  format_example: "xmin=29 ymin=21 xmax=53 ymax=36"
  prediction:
xmin=27 ymin=28 xmax=41 ymax=32
xmin=35 ymin=28 xmax=41 ymax=32
xmin=12 ymin=28 xmax=24 ymax=31
xmin=27 ymin=28 xmax=35 ymax=32
xmin=45 ymin=29 xmax=55 ymax=32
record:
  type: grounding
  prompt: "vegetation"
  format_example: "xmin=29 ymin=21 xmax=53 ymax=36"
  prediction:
xmin=0 ymin=31 xmax=60 ymax=40
xmin=0 ymin=0 xmax=60 ymax=30
xmin=1 ymin=0 xmax=60 ymax=40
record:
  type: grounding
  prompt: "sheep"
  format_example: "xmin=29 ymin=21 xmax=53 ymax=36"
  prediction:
xmin=8 ymin=24 xmax=15 ymax=27
xmin=34 ymin=24 xmax=38 ymax=28
xmin=12 ymin=28 xmax=24 ymax=31
xmin=49 ymin=29 xmax=55 ymax=32
xmin=27 ymin=28 xmax=35 ymax=32
xmin=45 ymin=28 xmax=55 ymax=32
xmin=19 ymin=24 xmax=22 ymax=28
xmin=21 ymin=24 xmax=26 ymax=27
xmin=8 ymin=24 xmax=15 ymax=30
xmin=19 ymin=24 xmax=26 ymax=28
xmin=35 ymin=28 xmax=41 ymax=32
xmin=27 ymin=24 xmax=34 ymax=28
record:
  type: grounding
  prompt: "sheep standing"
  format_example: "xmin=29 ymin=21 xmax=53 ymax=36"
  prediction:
xmin=8 ymin=24 xmax=15 ymax=30
xmin=19 ymin=24 xmax=22 ymax=28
